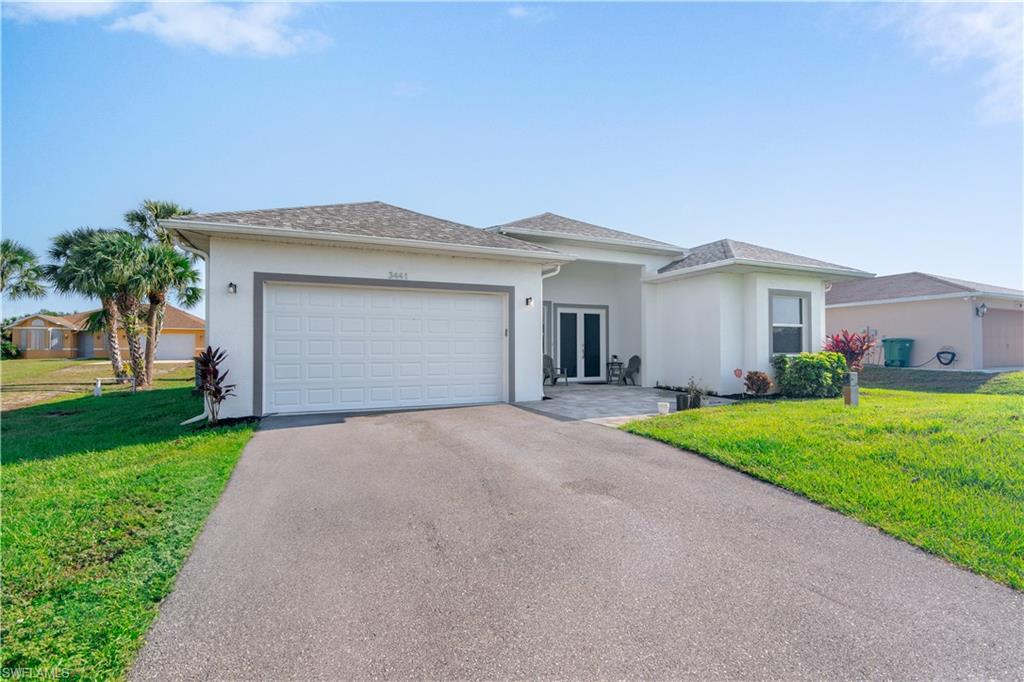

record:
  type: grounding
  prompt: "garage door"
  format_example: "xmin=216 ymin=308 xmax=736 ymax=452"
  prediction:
xmin=983 ymin=309 xmax=1024 ymax=368
xmin=264 ymin=283 xmax=505 ymax=414
xmin=154 ymin=333 xmax=197 ymax=360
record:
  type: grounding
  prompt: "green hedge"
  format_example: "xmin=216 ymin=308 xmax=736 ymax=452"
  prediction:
xmin=771 ymin=352 xmax=847 ymax=398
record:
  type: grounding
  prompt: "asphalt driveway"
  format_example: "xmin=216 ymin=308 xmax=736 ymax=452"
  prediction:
xmin=132 ymin=405 xmax=1024 ymax=680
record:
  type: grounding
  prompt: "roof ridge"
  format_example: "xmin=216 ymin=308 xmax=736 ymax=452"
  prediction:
xmin=913 ymin=271 xmax=972 ymax=292
xmin=379 ymin=203 xmax=478 ymax=230
xmin=183 ymin=200 xmax=384 ymax=218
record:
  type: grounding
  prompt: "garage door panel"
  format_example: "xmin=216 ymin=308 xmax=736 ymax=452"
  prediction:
xmin=264 ymin=283 xmax=506 ymax=414
xmin=983 ymin=310 xmax=1024 ymax=368
xmin=151 ymin=333 xmax=198 ymax=360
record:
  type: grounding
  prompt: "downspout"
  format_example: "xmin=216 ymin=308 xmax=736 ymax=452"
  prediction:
xmin=542 ymin=265 xmax=561 ymax=279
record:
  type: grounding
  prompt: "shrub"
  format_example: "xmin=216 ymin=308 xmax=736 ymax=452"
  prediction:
xmin=743 ymin=370 xmax=772 ymax=396
xmin=773 ymin=352 xmax=847 ymax=398
xmin=196 ymin=346 xmax=236 ymax=424
xmin=823 ymin=329 xmax=877 ymax=371
xmin=1 ymin=339 xmax=20 ymax=359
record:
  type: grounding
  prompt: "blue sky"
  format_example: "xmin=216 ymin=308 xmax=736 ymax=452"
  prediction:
xmin=3 ymin=1 xmax=1021 ymax=317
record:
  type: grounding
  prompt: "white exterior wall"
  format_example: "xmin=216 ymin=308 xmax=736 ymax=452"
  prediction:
xmin=542 ymin=261 xmax=644 ymax=367
xmin=648 ymin=270 xmax=828 ymax=394
xmin=207 ymin=236 xmax=546 ymax=418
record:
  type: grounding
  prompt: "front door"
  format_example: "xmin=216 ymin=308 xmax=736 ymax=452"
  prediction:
xmin=558 ymin=308 xmax=606 ymax=382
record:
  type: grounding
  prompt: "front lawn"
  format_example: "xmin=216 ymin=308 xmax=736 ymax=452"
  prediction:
xmin=0 ymin=357 xmax=192 ymax=411
xmin=624 ymin=388 xmax=1024 ymax=590
xmin=858 ymin=365 xmax=1024 ymax=395
xmin=1 ymin=368 xmax=254 ymax=680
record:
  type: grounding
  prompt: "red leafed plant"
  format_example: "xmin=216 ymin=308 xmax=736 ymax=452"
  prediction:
xmin=823 ymin=329 xmax=877 ymax=371
xmin=744 ymin=370 xmax=772 ymax=396
xmin=196 ymin=346 xmax=236 ymax=425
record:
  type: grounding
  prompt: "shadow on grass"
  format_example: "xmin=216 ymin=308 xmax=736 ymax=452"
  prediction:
xmin=859 ymin=366 xmax=1020 ymax=394
xmin=1 ymin=383 xmax=205 ymax=465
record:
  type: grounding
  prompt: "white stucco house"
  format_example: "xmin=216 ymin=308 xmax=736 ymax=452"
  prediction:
xmin=163 ymin=202 xmax=872 ymax=419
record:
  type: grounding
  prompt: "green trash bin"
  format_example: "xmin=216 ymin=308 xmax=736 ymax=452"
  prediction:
xmin=882 ymin=338 xmax=914 ymax=368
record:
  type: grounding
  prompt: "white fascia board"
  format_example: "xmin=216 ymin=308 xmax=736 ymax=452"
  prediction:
xmin=826 ymin=291 xmax=1024 ymax=308
xmin=161 ymin=219 xmax=576 ymax=264
xmin=643 ymin=258 xmax=874 ymax=284
xmin=496 ymin=227 xmax=686 ymax=255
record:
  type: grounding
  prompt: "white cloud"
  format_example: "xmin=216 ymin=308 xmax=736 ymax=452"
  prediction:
xmin=506 ymin=4 xmax=549 ymax=23
xmin=109 ymin=2 xmax=327 ymax=57
xmin=3 ymin=1 xmax=119 ymax=22
xmin=884 ymin=3 xmax=1022 ymax=123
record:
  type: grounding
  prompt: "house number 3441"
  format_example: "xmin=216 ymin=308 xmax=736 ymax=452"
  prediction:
xmin=388 ymin=271 xmax=409 ymax=280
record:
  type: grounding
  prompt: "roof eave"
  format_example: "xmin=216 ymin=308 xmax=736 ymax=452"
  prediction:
xmin=162 ymin=219 xmax=576 ymax=264
xmin=826 ymin=290 xmax=1024 ymax=308
xmin=646 ymin=258 xmax=874 ymax=283
xmin=496 ymin=227 xmax=686 ymax=255
xmin=4 ymin=314 xmax=80 ymax=330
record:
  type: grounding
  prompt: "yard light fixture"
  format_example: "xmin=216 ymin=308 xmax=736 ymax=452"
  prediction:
xmin=975 ymin=303 xmax=988 ymax=317
xmin=525 ymin=296 xmax=535 ymax=307
xmin=227 ymin=282 xmax=238 ymax=294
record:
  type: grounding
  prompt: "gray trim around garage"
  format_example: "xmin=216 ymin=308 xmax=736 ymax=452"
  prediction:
xmin=253 ymin=272 xmax=517 ymax=416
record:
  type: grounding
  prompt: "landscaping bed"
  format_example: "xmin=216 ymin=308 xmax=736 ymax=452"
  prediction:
xmin=1 ymin=367 xmax=254 ymax=680
xmin=623 ymin=387 xmax=1024 ymax=590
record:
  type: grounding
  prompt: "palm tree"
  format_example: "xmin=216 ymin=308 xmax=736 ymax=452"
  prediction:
xmin=141 ymin=244 xmax=202 ymax=386
xmin=81 ymin=231 xmax=150 ymax=385
xmin=1 ymin=239 xmax=46 ymax=300
xmin=124 ymin=199 xmax=202 ymax=385
xmin=46 ymin=229 xmax=128 ymax=380
xmin=124 ymin=199 xmax=194 ymax=247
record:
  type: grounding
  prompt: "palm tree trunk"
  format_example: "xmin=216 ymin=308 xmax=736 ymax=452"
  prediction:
xmin=143 ymin=292 xmax=166 ymax=387
xmin=102 ymin=297 xmax=128 ymax=380
xmin=115 ymin=293 xmax=146 ymax=387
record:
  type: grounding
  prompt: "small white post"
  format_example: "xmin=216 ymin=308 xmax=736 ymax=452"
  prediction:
xmin=844 ymin=371 xmax=859 ymax=407
xmin=93 ymin=378 xmax=102 ymax=397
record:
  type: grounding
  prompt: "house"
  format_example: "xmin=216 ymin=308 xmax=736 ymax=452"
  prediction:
xmin=162 ymin=201 xmax=871 ymax=419
xmin=6 ymin=305 xmax=206 ymax=360
xmin=826 ymin=272 xmax=1024 ymax=370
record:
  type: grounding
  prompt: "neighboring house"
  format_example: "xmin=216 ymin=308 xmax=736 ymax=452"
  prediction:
xmin=162 ymin=201 xmax=871 ymax=419
xmin=826 ymin=272 xmax=1024 ymax=370
xmin=6 ymin=305 xmax=205 ymax=360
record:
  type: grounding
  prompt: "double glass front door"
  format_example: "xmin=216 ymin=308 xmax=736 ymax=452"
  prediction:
xmin=558 ymin=308 xmax=606 ymax=382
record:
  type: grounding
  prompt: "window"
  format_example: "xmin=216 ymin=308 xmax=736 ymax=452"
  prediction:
xmin=770 ymin=292 xmax=808 ymax=355
xmin=23 ymin=329 xmax=45 ymax=350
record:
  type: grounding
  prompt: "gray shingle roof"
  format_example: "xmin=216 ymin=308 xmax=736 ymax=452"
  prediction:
xmin=489 ymin=212 xmax=682 ymax=250
xmin=826 ymin=272 xmax=1024 ymax=305
xmin=658 ymin=238 xmax=866 ymax=275
xmin=170 ymin=201 xmax=557 ymax=254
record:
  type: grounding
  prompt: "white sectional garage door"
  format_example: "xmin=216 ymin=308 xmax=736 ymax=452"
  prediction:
xmin=264 ymin=283 xmax=505 ymax=414
xmin=154 ymin=333 xmax=196 ymax=360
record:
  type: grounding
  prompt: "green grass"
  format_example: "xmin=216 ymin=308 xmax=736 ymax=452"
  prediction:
xmin=1 ymin=368 xmax=254 ymax=680
xmin=859 ymin=366 xmax=1024 ymax=395
xmin=1 ymin=358 xmax=191 ymax=411
xmin=624 ymin=388 xmax=1024 ymax=590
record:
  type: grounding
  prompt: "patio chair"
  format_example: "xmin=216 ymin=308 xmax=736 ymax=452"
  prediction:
xmin=622 ymin=355 xmax=641 ymax=385
xmin=543 ymin=354 xmax=568 ymax=386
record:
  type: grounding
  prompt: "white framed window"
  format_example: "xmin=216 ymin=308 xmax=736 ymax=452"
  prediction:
xmin=770 ymin=291 xmax=809 ymax=355
xmin=23 ymin=329 xmax=46 ymax=350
